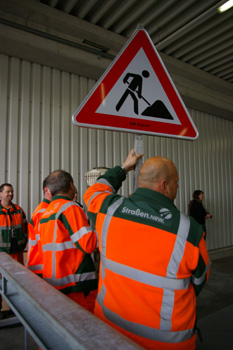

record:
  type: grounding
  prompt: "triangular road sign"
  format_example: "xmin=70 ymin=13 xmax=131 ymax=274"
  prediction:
xmin=72 ymin=27 xmax=198 ymax=140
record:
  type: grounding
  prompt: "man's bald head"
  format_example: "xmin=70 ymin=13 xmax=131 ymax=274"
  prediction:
xmin=138 ymin=157 xmax=179 ymax=202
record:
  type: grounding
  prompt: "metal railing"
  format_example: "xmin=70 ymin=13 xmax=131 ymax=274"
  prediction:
xmin=0 ymin=252 xmax=143 ymax=350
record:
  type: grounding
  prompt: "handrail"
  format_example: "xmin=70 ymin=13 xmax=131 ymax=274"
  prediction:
xmin=0 ymin=252 xmax=144 ymax=350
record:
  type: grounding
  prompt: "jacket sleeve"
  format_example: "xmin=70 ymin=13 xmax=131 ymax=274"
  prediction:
xmin=25 ymin=219 xmax=35 ymax=268
xmin=60 ymin=203 xmax=97 ymax=254
xmin=21 ymin=208 xmax=28 ymax=241
xmin=191 ymin=235 xmax=211 ymax=296
xmin=26 ymin=212 xmax=44 ymax=273
xmin=83 ymin=166 xmax=126 ymax=226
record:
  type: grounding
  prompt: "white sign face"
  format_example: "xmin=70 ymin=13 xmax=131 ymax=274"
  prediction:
xmin=72 ymin=28 xmax=198 ymax=140
xmin=96 ymin=48 xmax=181 ymax=125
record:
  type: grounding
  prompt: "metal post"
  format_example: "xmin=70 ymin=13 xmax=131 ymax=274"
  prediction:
xmin=133 ymin=134 xmax=144 ymax=192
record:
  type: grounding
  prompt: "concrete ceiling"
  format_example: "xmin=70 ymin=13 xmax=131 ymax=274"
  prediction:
xmin=39 ymin=0 xmax=233 ymax=84
xmin=0 ymin=0 xmax=233 ymax=121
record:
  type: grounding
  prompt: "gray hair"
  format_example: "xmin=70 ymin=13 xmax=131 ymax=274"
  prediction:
xmin=46 ymin=170 xmax=73 ymax=196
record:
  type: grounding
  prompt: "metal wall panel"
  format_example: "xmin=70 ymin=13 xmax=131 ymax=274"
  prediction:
xmin=0 ymin=54 xmax=232 ymax=252
xmin=0 ymin=55 xmax=8 ymax=184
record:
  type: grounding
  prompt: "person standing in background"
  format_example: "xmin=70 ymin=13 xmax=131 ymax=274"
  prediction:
xmin=188 ymin=190 xmax=212 ymax=240
xmin=0 ymin=183 xmax=28 ymax=318
xmin=0 ymin=183 xmax=28 ymax=264
xmin=26 ymin=176 xmax=52 ymax=276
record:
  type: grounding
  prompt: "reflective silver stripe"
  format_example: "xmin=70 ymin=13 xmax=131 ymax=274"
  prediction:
xmin=159 ymin=289 xmax=175 ymax=331
xmin=44 ymin=271 xmax=96 ymax=287
xmin=97 ymin=265 xmax=107 ymax=304
xmin=35 ymin=233 xmax=40 ymax=240
xmin=0 ymin=225 xmax=10 ymax=230
xmin=25 ymin=239 xmax=36 ymax=266
xmin=35 ymin=208 xmax=46 ymax=214
xmin=166 ymin=213 xmax=190 ymax=278
xmin=97 ymin=197 xmax=125 ymax=308
xmin=11 ymin=223 xmax=23 ymax=230
xmin=86 ymin=178 xmax=115 ymax=208
xmin=52 ymin=202 xmax=79 ymax=278
xmin=26 ymin=235 xmax=40 ymax=266
xmin=28 ymin=239 xmax=37 ymax=247
xmin=0 ymin=239 xmax=25 ymax=247
xmin=18 ymin=238 xmax=26 ymax=245
xmin=43 ymin=241 xmax=75 ymax=252
xmin=160 ymin=213 xmax=190 ymax=331
xmin=95 ymin=229 xmax=99 ymax=247
xmin=26 ymin=240 xmax=32 ymax=267
xmin=54 ymin=201 xmax=75 ymax=220
xmin=0 ymin=243 xmax=10 ymax=247
xmin=192 ymin=259 xmax=211 ymax=285
xmin=70 ymin=226 xmax=94 ymax=242
xmin=15 ymin=224 xmax=24 ymax=229
xmin=86 ymin=190 xmax=113 ymax=209
xmin=100 ymin=302 xmax=194 ymax=343
xmin=28 ymin=264 xmax=43 ymax=271
xmin=101 ymin=197 xmax=124 ymax=256
xmin=0 ymin=224 xmax=24 ymax=230
xmin=98 ymin=199 xmax=193 ymax=343
xmin=101 ymin=255 xmax=190 ymax=290
xmin=96 ymin=178 xmax=116 ymax=191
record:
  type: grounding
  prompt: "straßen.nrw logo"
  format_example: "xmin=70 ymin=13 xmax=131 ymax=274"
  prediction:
xmin=159 ymin=208 xmax=172 ymax=220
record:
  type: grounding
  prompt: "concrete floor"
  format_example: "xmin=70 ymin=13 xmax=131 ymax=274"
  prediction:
xmin=196 ymin=255 xmax=233 ymax=349
xmin=1 ymin=255 xmax=233 ymax=350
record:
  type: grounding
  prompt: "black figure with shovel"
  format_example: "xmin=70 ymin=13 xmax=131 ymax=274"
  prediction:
xmin=116 ymin=70 xmax=173 ymax=120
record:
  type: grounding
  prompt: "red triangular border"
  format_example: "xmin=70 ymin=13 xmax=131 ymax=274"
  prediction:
xmin=72 ymin=28 xmax=198 ymax=140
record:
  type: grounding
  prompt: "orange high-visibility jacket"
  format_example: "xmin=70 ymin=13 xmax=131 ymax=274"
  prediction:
xmin=39 ymin=195 xmax=98 ymax=295
xmin=84 ymin=166 xmax=211 ymax=350
xmin=0 ymin=202 xmax=27 ymax=254
xmin=26 ymin=199 xmax=50 ymax=276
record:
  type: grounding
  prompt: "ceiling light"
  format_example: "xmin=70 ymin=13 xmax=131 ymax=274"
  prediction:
xmin=218 ymin=0 xmax=233 ymax=13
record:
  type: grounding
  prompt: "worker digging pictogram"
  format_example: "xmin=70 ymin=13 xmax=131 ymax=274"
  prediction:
xmin=115 ymin=70 xmax=173 ymax=120
xmin=72 ymin=27 xmax=198 ymax=140
xmin=95 ymin=46 xmax=180 ymax=124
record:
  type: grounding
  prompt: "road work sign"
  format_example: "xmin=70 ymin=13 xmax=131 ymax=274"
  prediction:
xmin=72 ymin=27 xmax=198 ymax=140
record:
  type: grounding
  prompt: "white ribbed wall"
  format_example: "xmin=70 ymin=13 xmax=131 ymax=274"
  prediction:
xmin=0 ymin=54 xmax=232 ymax=251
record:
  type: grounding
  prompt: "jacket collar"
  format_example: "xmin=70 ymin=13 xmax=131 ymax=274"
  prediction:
xmin=0 ymin=202 xmax=17 ymax=211
xmin=42 ymin=198 xmax=51 ymax=204
xmin=133 ymin=188 xmax=176 ymax=208
xmin=51 ymin=195 xmax=72 ymax=202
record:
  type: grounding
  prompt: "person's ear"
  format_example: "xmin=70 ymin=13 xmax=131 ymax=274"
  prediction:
xmin=44 ymin=187 xmax=53 ymax=200
xmin=160 ymin=180 xmax=167 ymax=194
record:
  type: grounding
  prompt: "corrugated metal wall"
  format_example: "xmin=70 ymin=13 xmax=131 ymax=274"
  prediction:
xmin=0 ymin=53 xmax=232 ymax=251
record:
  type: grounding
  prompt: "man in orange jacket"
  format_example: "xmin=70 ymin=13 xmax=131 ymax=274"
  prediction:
xmin=84 ymin=150 xmax=211 ymax=350
xmin=0 ymin=182 xmax=28 ymax=317
xmin=0 ymin=183 xmax=27 ymax=263
xmin=26 ymin=176 xmax=53 ymax=276
xmin=39 ymin=170 xmax=98 ymax=312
